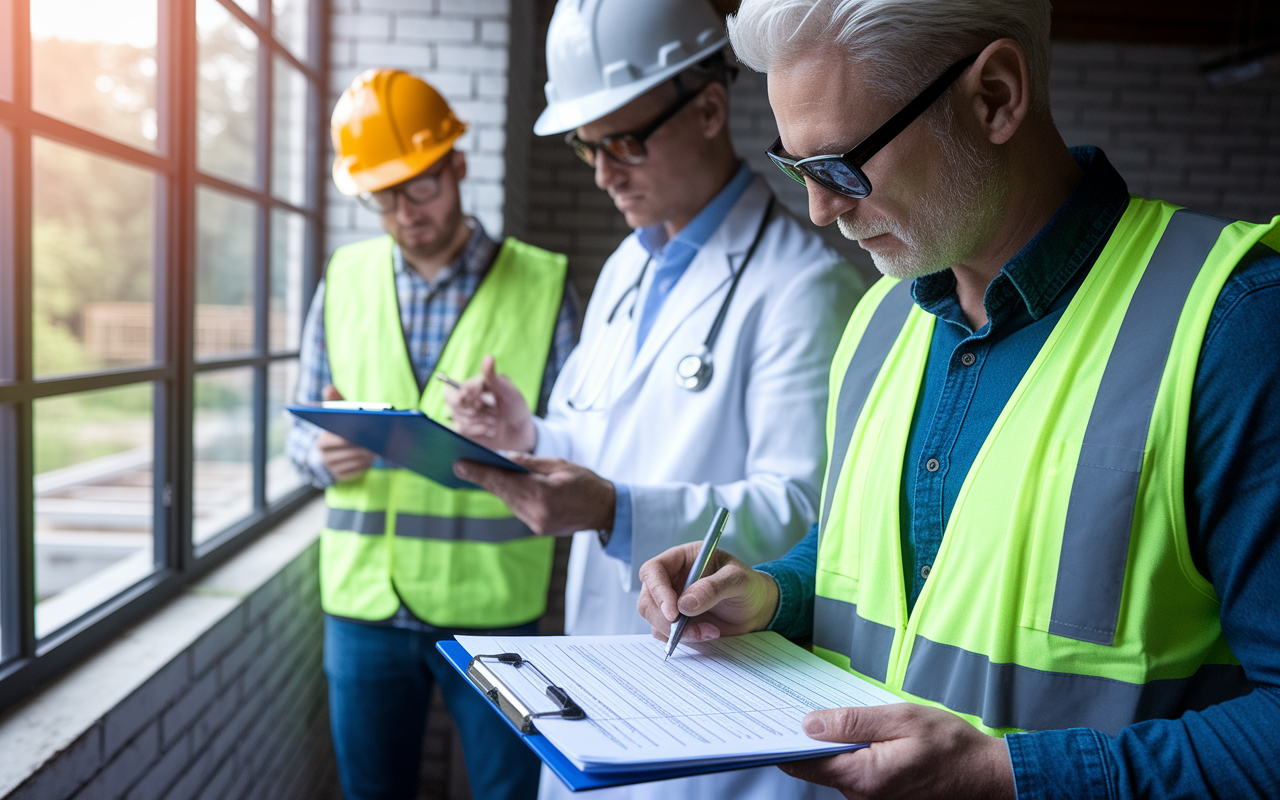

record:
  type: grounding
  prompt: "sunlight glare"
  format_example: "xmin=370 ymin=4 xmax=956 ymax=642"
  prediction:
xmin=31 ymin=0 xmax=157 ymax=48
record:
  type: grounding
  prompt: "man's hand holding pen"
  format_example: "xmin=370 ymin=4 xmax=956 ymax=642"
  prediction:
xmin=637 ymin=546 xmax=780 ymax=645
xmin=442 ymin=354 xmax=537 ymax=453
xmin=444 ymin=354 xmax=619 ymax=539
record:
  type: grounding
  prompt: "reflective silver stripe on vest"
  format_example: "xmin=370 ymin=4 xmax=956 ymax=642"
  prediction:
xmin=326 ymin=507 xmax=386 ymax=535
xmin=813 ymin=595 xmax=897 ymax=683
xmin=395 ymin=513 xmax=532 ymax=543
xmin=1051 ymin=210 xmax=1233 ymax=645
xmin=820 ymin=280 xmax=917 ymax=539
xmin=901 ymin=633 xmax=1251 ymax=735
xmin=326 ymin=506 xmax=532 ymax=543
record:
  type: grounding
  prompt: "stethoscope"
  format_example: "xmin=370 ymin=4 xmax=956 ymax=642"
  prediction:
xmin=565 ymin=197 xmax=775 ymax=411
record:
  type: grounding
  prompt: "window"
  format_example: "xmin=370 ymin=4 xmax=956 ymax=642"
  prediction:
xmin=0 ymin=0 xmax=327 ymax=710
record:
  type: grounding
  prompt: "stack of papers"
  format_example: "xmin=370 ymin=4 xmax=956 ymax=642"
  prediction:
xmin=453 ymin=631 xmax=900 ymax=774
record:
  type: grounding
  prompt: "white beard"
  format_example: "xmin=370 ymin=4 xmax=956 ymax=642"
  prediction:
xmin=838 ymin=112 xmax=1007 ymax=281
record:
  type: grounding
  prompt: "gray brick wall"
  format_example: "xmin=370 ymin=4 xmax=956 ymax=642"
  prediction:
xmin=517 ymin=13 xmax=1280 ymax=298
xmin=326 ymin=0 xmax=516 ymax=256
xmin=3 ymin=545 xmax=338 ymax=800
xmin=1050 ymin=41 xmax=1280 ymax=224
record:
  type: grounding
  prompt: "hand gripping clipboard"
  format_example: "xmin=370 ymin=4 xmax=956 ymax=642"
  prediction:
xmin=286 ymin=405 xmax=528 ymax=490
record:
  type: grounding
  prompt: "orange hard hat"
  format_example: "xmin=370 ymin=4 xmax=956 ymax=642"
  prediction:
xmin=330 ymin=69 xmax=469 ymax=196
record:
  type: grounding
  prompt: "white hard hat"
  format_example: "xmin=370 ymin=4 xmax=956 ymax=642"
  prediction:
xmin=533 ymin=0 xmax=727 ymax=136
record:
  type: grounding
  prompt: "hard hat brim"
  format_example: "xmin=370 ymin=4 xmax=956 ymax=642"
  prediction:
xmin=332 ymin=124 xmax=468 ymax=196
xmin=532 ymin=38 xmax=726 ymax=136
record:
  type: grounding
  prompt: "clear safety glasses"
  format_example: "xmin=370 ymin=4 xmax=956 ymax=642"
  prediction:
xmin=357 ymin=154 xmax=454 ymax=214
xmin=766 ymin=52 xmax=980 ymax=199
xmin=564 ymin=87 xmax=703 ymax=167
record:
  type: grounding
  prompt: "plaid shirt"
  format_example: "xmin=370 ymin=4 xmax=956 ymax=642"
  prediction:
xmin=287 ymin=221 xmax=580 ymax=488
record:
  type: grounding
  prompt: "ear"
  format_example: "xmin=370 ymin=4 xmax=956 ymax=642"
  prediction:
xmin=961 ymin=38 xmax=1031 ymax=146
xmin=695 ymin=81 xmax=731 ymax=141
xmin=452 ymin=148 xmax=468 ymax=182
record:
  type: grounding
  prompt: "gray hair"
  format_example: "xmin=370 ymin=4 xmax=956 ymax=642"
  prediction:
xmin=728 ymin=0 xmax=1052 ymax=115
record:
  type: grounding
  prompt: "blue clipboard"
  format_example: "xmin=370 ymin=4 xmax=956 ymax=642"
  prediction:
xmin=287 ymin=405 xmax=528 ymax=490
xmin=436 ymin=640 xmax=839 ymax=792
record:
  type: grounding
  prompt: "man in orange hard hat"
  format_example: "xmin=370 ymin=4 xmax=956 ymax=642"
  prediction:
xmin=287 ymin=69 xmax=579 ymax=800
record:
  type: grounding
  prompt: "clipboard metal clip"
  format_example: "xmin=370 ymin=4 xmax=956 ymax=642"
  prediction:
xmin=466 ymin=652 xmax=587 ymax=734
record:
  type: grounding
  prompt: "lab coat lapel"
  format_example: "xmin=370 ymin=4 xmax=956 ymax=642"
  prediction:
xmin=614 ymin=177 xmax=775 ymax=398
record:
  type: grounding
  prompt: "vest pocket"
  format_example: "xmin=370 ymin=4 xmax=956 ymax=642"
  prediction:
xmin=820 ymin=415 xmax=893 ymax=582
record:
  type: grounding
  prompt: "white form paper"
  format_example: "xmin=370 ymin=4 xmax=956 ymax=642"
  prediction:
xmin=455 ymin=631 xmax=901 ymax=773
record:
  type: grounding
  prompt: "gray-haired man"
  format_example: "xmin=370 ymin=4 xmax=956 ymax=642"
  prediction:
xmin=638 ymin=1 xmax=1280 ymax=798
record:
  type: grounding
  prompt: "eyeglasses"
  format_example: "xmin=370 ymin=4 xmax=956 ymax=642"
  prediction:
xmin=357 ymin=155 xmax=454 ymax=214
xmin=766 ymin=52 xmax=980 ymax=199
xmin=564 ymin=86 xmax=703 ymax=167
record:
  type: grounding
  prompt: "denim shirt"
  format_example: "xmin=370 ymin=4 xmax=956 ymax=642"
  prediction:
xmin=758 ymin=147 xmax=1280 ymax=798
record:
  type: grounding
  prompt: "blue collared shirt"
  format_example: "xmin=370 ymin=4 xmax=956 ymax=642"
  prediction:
xmin=606 ymin=163 xmax=755 ymax=561
xmin=758 ymin=147 xmax=1280 ymax=798
xmin=633 ymin=161 xmax=755 ymax=353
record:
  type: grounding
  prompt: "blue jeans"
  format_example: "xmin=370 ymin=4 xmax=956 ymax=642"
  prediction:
xmin=324 ymin=615 xmax=542 ymax=800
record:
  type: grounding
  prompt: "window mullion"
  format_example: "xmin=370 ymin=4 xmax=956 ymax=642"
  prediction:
xmin=253 ymin=210 xmax=269 ymax=512
xmin=171 ymin=0 xmax=198 ymax=572
xmin=5 ymin=0 xmax=35 ymax=663
xmin=305 ymin=0 xmax=330 ymax=292
xmin=252 ymin=24 xmax=272 ymax=512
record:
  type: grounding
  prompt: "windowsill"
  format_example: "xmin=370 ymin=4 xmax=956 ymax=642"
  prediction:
xmin=0 ymin=498 xmax=327 ymax=797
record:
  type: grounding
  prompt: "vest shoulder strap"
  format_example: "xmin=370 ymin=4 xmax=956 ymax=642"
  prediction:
xmin=820 ymin=279 xmax=915 ymax=538
xmin=327 ymin=235 xmax=395 ymax=287
xmin=1051 ymin=208 xmax=1234 ymax=644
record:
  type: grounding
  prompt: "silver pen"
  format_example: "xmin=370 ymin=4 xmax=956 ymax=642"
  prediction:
xmin=664 ymin=507 xmax=730 ymax=661
xmin=434 ymin=371 xmax=462 ymax=389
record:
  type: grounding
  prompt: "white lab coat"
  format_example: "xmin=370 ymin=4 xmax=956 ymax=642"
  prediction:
xmin=533 ymin=175 xmax=862 ymax=800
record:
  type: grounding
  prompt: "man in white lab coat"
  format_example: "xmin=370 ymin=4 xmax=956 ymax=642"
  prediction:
xmin=448 ymin=1 xmax=860 ymax=797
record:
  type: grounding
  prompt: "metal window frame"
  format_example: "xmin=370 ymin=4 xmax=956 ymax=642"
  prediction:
xmin=0 ymin=0 xmax=330 ymax=715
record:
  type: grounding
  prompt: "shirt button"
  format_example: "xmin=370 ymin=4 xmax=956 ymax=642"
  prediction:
xmin=925 ymin=458 xmax=940 ymax=472
xmin=960 ymin=352 xmax=977 ymax=367
xmin=921 ymin=564 xmax=932 ymax=579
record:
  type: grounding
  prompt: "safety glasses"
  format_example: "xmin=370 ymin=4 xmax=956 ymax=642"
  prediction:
xmin=766 ymin=52 xmax=980 ymax=199
xmin=565 ymin=86 xmax=703 ymax=167
xmin=357 ymin=154 xmax=454 ymax=214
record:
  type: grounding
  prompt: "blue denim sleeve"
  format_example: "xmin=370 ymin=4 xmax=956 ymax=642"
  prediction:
xmin=1007 ymin=248 xmax=1280 ymax=798
xmin=603 ymin=483 xmax=632 ymax=561
xmin=754 ymin=522 xmax=818 ymax=641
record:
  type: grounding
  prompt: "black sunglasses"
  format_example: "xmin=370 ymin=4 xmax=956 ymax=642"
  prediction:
xmin=766 ymin=52 xmax=980 ymax=199
xmin=565 ymin=86 xmax=703 ymax=167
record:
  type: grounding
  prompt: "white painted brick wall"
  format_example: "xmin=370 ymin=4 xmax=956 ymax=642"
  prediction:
xmin=3 ymin=545 xmax=338 ymax=800
xmin=326 ymin=0 xmax=514 ymax=257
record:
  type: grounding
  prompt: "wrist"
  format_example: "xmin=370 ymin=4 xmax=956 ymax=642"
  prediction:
xmin=595 ymin=480 xmax=617 ymax=533
xmin=983 ymin=736 xmax=1016 ymax=800
xmin=758 ymin=571 xmax=781 ymax=631
xmin=518 ymin=416 xmax=538 ymax=453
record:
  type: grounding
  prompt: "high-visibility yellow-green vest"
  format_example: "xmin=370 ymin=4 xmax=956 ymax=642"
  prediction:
xmin=320 ymin=234 xmax=567 ymax=628
xmin=815 ymin=198 xmax=1280 ymax=736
